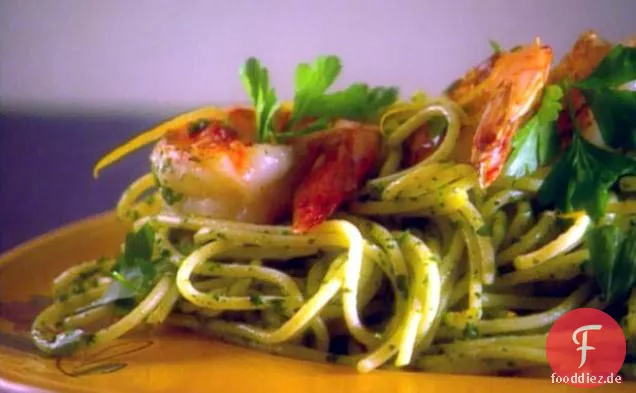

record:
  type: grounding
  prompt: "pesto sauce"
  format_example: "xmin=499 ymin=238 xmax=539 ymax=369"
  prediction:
xmin=160 ymin=186 xmax=184 ymax=205
xmin=463 ymin=322 xmax=480 ymax=339
xmin=395 ymin=274 xmax=409 ymax=298
xmin=249 ymin=294 xmax=264 ymax=306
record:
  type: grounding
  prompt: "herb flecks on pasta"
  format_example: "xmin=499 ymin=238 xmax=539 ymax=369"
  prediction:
xmin=33 ymin=30 xmax=636 ymax=378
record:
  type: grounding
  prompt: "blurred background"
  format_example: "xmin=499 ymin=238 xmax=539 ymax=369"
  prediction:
xmin=1 ymin=0 xmax=635 ymax=252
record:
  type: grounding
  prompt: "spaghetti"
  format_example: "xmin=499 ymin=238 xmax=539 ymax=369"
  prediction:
xmin=31 ymin=32 xmax=636 ymax=378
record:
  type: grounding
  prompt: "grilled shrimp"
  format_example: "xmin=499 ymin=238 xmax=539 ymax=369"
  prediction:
xmin=551 ymin=31 xmax=635 ymax=148
xmin=408 ymin=40 xmax=552 ymax=187
xmin=292 ymin=121 xmax=381 ymax=232
xmin=150 ymin=107 xmax=381 ymax=230
xmin=150 ymin=113 xmax=296 ymax=224
xmin=404 ymin=123 xmax=444 ymax=167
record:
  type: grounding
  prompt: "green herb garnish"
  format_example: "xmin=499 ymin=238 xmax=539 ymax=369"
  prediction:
xmin=289 ymin=59 xmax=398 ymax=126
xmin=586 ymin=225 xmax=636 ymax=303
xmin=489 ymin=39 xmax=502 ymax=54
xmin=537 ymin=133 xmax=636 ymax=220
xmin=536 ymin=46 xmax=636 ymax=220
xmin=504 ymin=85 xmax=563 ymax=178
xmin=89 ymin=224 xmax=172 ymax=311
xmin=240 ymin=55 xmax=398 ymax=143
xmin=160 ymin=186 xmax=183 ymax=205
xmin=240 ymin=58 xmax=280 ymax=143
xmin=575 ymin=44 xmax=636 ymax=149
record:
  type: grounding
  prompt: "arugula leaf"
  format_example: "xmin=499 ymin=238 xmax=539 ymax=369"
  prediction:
xmin=575 ymin=45 xmax=636 ymax=149
xmin=240 ymin=58 xmax=279 ymax=142
xmin=537 ymin=133 xmax=636 ymax=220
xmin=504 ymin=85 xmax=563 ymax=177
xmin=587 ymin=225 xmax=636 ymax=303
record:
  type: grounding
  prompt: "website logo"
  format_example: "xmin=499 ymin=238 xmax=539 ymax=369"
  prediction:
xmin=546 ymin=308 xmax=626 ymax=387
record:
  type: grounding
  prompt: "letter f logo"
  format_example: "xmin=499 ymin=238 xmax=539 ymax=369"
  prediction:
xmin=572 ymin=324 xmax=602 ymax=368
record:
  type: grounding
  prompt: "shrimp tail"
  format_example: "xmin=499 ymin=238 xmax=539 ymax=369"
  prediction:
xmin=468 ymin=42 xmax=552 ymax=187
xmin=471 ymin=81 xmax=515 ymax=187
xmin=292 ymin=141 xmax=355 ymax=232
xmin=292 ymin=127 xmax=380 ymax=232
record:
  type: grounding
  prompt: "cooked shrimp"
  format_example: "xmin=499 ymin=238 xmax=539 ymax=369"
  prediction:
xmin=408 ymin=40 xmax=552 ymax=187
xmin=457 ymin=40 xmax=552 ymax=187
xmin=150 ymin=117 xmax=296 ymax=224
xmin=551 ymin=30 xmax=635 ymax=149
xmin=150 ymin=107 xmax=380 ymax=230
xmin=550 ymin=31 xmax=612 ymax=148
xmin=549 ymin=31 xmax=612 ymax=86
xmin=292 ymin=121 xmax=381 ymax=232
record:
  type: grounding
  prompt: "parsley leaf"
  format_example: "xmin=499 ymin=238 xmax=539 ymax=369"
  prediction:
xmin=489 ymin=39 xmax=502 ymax=54
xmin=98 ymin=262 xmax=153 ymax=312
xmin=288 ymin=56 xmax=398 ymax=130
xmin=298 ymin=83 xmax=398 ymax=123
xmin=536 ymin=85 xmax=565 ymax=124
xmin=504 ymin=85 xmax=563 ymax=178
xmin=240 ymin=58 xmax=279 ymax=143
xmin=575 ymin=45 xmax=636 ymax=149
xmin=124 ymin=223 xmax=154 ymax=262
xmin=88 ymin=224 xmax=170 ymax=311
xmin=537 ymin=133 xmax=636 ymax=220
xmin=576 ymin=45 xmax=636 ymax=89
xmin=288 ymin=55 xmax=342 ymax=126
xmin=586 ymin=225 xmax=636 ymax=303
xmin=241 ymin=55 xmax=398 ymax=142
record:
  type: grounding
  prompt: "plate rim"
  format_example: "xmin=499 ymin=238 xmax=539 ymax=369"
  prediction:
xmin=0 ymin=210 xmax=117 ymax=270
xmin=1 ymin=212 xmax=634 ymax=392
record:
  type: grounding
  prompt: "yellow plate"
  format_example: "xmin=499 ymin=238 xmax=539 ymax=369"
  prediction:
xmin=0 ymin=212 xmax=631 ymax=393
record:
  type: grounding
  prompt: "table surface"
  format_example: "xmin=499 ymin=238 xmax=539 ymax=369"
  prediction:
xmin=0 ymin=112 xmax=167 ymax=252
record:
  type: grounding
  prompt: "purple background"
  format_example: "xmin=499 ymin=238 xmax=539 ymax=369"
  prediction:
xmin=0 ymin=114 xmax=157 ymax=251
xmin=1 ymin=0 xmax=636 ymax=251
